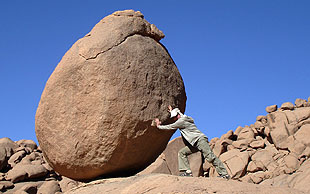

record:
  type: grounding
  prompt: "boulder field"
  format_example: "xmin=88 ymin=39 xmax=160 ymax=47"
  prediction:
xmin=141 ymin=97 xmax=310 ymax=193
xmin=35 ymin=10 xmax=186 ymax=180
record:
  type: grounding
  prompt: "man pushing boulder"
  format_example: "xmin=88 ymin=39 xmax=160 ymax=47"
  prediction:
xmin=153 ymin=106 xmax=230 ymax=179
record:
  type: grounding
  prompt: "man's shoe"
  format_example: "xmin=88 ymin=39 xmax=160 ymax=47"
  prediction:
xmin=218 ymin=174 xmax=230 ymax=180
xmin=179 ymin=170 xmax=193 ymax=177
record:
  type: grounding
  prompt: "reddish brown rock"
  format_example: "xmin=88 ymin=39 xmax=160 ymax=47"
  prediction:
xmin=219 ymin=149 xmax=249 ymax=178
xmin=35 ymin=10 xmax=186 ymax=180
xmin=237 ymin=126 xmax=255 ymax=140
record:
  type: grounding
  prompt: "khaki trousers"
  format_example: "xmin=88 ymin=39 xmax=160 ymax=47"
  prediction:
xmin=178 ymin=136 xmax=228 ymax=176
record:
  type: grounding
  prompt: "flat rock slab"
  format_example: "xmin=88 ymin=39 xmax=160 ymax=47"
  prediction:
xmin=35 ymin=10 xmax=186 ymax=180
xmin=64 ymin=174 xmax=304 ymax=194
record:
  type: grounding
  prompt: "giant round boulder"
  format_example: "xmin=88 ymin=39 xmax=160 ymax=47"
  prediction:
xmin=35 ymin=10 xmax=186 ymax=180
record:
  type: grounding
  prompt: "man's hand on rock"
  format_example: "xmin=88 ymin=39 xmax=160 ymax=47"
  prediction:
xmin=154 ymin=118 xmax=161 ymax=127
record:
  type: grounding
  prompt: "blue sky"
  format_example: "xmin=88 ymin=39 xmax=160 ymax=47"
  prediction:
xmin=0 ymin=1 xmax=309 ymax=143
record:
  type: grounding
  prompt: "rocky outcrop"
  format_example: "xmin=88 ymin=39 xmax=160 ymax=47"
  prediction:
xmin=0 ymin=137 xmax=82 ymax=193
xmin=35 ymin=10 xmax=186 ymax=180
xmin=64 ymin=173 xmax=304 ymax=194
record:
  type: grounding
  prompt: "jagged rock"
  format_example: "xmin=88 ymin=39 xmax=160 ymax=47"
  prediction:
xmin=280 ymin=102 xmax=294 ymax=110
xmin=266 ymin=105 xmax=277 ymax=113
xmin=35 ymin=10 xmax=186 ymax=180
xmin=294 ymin=124 xmax=310 ymax=146
xmin=219 ymin=149 xmax=249 ymax=178
xmin=37 ymin=180 xmax=61 ymax=194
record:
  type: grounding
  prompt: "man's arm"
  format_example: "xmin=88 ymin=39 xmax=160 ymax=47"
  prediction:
xmin=157 ymin=119 xmax=183 ymax=130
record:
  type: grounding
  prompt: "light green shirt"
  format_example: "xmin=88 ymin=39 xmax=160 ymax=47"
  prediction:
xmin=158 ymin=115 xmax=206 ymax=146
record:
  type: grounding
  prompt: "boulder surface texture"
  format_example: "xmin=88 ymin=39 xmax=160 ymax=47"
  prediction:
xmin=35 ymin=10 xmax=186 ymax=180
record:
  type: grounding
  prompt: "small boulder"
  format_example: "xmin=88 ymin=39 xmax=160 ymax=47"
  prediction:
xmin=251 ymin=146 xmax=278 ymax=172
xmin=6 ymin=164 xmax=48 ymax=183
xmin=219 ymin=149 xmax=249 ymax=179
xmin=295 ymin=98 xmax=307 ymax=108
xmin=280 ymin=102 xmax=294 ymax=110
xmin=59 ymin=177 xmax=81 ymax=193
xmin=247 ymin=161 xmax=264 ymax=173
xmin=256 ymin=115 xmax=266 ymax=122
xmin=237 ymin=126 xmax=255 ymax=140
xmin=266 ymin=105 xmax=277 ymax=113
xmin=232 ymin=139 xmax=252 ymax=149
xmin=249 ymin=140 xmax=265 ymax=149
xmin=283 ymin=154 xmax=300 ymax=174
xmin=249 ymin=171 xmax=265 ymax=184
xmin=16 ymin=140 xmax=37 ymax=152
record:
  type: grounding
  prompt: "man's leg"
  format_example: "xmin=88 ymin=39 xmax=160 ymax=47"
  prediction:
xmin=196 ymin=137 xmax=229 ymax=177
xmin=178 ymin=146 xmax=194 ymax=174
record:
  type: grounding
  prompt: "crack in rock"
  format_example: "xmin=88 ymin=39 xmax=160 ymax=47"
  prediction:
xmin=79 ymin=33 xmax=156 ymax=60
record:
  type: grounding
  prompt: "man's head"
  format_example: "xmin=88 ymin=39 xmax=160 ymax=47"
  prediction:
xmin=170 ymin=108 xmax=181 ymax=121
